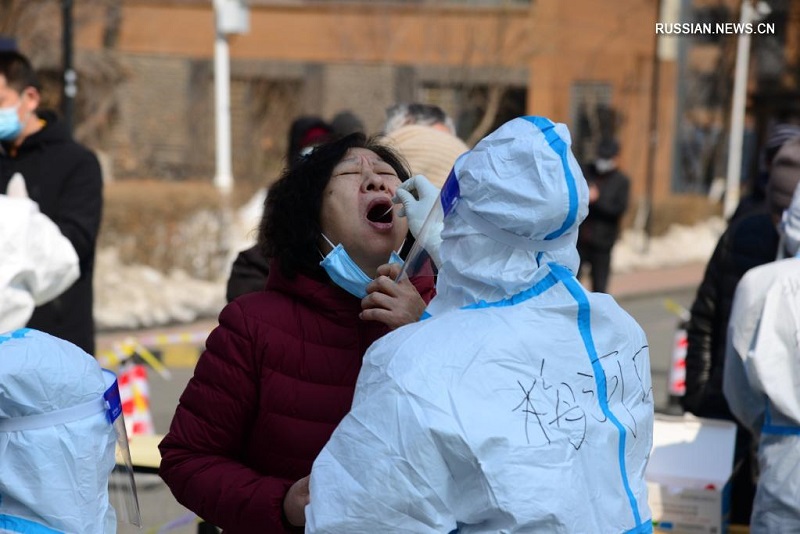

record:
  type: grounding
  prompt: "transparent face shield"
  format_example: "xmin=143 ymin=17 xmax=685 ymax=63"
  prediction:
xmin=395 ymin=170 xmax=461 ymax=283
xmin=102 ymin=368 xmax=142 ymax=527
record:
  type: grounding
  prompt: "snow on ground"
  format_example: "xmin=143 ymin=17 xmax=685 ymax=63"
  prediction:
xmin=94 ymin=199 xmax=726 ymax=331
xmin=94 ymin=248 xmax=226 ymax=331
xmin=612 ymin=217 xmax=726 ymax=273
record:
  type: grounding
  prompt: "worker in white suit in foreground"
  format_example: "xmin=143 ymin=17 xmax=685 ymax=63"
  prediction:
xmin=724 ymin=181 xmax=800 ymax=533
xmin=306 ymin=116 xmax=654 ymax=533
xmin=0 ymin=173 xmax=79 ymax=333
xmin=0 ymin=328 xmax=140 ymax=533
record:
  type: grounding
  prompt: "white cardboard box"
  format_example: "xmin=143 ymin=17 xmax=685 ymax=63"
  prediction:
xmin=646 ymin=414 xmax=737 ymax=533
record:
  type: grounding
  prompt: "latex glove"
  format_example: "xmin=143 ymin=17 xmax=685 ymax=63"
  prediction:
xmin=393 ymin=174 xmax=440 ymax=238
xmin=6 ymin=173 xmax=28 ymax=198
xmin=394 ymin=174 xmax=443 ymax=267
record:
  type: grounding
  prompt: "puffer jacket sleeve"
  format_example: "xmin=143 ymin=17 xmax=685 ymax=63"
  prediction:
xmin=683 ymin=228 xmax=728 ymax=416
xmin=159 ymin=301 xmax=295 ymax=532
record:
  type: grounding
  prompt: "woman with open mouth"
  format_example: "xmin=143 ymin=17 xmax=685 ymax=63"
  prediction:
xmin=158 ymin=133 xmax=436 ymax=533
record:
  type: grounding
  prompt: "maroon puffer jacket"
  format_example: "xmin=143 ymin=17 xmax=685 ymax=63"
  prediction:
xmin=159 ymin=261 xmax=435 ymax=533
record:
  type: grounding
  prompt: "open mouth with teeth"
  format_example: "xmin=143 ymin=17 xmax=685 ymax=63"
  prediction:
xmin=366 ymin=200 xmax=394 ymax=225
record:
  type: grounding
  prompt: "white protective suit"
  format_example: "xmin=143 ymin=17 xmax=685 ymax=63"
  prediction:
xmin=307 ymin=117 xmax=654 ymax=533
xmin=724 ymin=184 xmax=800 ymax=532
xmin=0 ymin=328 xmax=118 ymax=533
xmin=0 ymin=183 xmax=79 ymax=333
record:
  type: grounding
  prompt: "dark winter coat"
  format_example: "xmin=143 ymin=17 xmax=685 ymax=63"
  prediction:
xmin=682 ymin=211 xmax=779 ymax=419
xmin=225 ymin=244 xmax=270 ymax=302
xmin=159 ymin=261 xmax=436 ymax=533
xmin=578 ymin=166 xmax=630 ymax=250
xmin=0 ymin=110 xmax=103 ymax=354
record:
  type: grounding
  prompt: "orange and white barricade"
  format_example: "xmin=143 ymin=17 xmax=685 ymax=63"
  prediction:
xmin=118 ymin=363 xmax=155 ymax=437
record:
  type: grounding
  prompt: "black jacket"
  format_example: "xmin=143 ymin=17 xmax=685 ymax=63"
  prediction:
xmin=578 ymin=166 xmax=630 ymax=250
xmin=225 ymin=244 xmax=270 ymax=302
xmin=0 ymin=110 xmax=103 ymax=354
xmin=682 ymin=210 xmax=779 ymax=419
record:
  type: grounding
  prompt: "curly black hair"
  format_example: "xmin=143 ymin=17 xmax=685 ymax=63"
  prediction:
xmin=260 ymin=132 xmax=411 ymax=279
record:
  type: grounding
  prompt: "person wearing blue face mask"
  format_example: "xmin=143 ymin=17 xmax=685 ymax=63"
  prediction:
xmin=0 ymin=50 xmax=103 ymax=355
xmin=159 ymin=133 xmax=436 ymax=533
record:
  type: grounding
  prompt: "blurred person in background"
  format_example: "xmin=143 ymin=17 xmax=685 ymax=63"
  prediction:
xmin=724 ymin=182 xmax=800 ymax=532
xmin=730 ymin=122 xmax=800 ymax=222
xmin=383 ymin=102 xmax=469 ymax=188
xmin=225 ymin=115 xmax=335 ymax=302
xmin=577 ymin=138 xmax=630 ymax=293
xmin=285 ymin=115 xmax=334 ymax=164
xmin=0 ymin=173 xmax=79 ymax=333
xmin=384 ymin=102 xmax=457 ymax=135
xmin=330 ymin=109 xmax=365 ymax=137
xmin=159 ymin=133 xmax=436 ymax=533
xmin=0 ymin=50 xmax=103 ymax=355
xmin=307 ymin=117 xmax=653 ymax=533
xmin=683 ymin=137 xmax=800 ymax=524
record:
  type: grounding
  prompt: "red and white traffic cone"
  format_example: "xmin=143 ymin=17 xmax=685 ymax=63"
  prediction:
xmin=118 ymin=363 xmax=155 ymax=437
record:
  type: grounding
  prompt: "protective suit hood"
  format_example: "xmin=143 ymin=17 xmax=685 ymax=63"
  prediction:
xmin=0 ymin=329 xmax=117 ymax=533
xmin=430 ymin=116 xmax=589 ymax=313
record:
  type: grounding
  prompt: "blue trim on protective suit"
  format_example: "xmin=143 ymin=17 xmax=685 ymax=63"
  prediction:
xmin=523 ymin=117 xmax=579 ymax=241
xmin=420 ymin=271 xmax=558 ymax=319
xmin=763 ymin=404 xmax=800 ymax=436
xmin=0 ymin=515 xmax=64 ymax=534
xmin=549 ymin=263 xmax=645 ymax=530
xmin=0 ymin=328 xmax=31 ymax=346
xmin=460 ymin=271 xmax=560 ymax=311
xmin=624 ymin=523 xmax=654 ymax=534
xmin=424 ymin=263 xmax=650 ymax=531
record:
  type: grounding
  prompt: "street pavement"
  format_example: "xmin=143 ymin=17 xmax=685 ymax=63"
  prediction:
xmin=110 ymin=261 xmax=707 ymax=533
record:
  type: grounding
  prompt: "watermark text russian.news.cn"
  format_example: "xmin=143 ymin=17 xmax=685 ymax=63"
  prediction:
xmin=655 ymin=22 xmax=775 ymax=35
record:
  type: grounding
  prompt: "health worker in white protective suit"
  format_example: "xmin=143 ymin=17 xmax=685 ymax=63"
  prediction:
xmin=724 ymin=179 xmax=800 ymax=532
xmin=306 ymin=116 xmax=654 ymax=533
xmin=0 ymin=173 xmax=79 ymax=333
xmin=0 ymin=328 xmax=140 ymax=534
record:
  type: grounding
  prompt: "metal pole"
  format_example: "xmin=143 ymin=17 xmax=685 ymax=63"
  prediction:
xmin=644 ymin=0 xmax=664 ymax=248
xmin=213 ymin=1 xmax=233 ymax=196
xmin=723 ymin=0 xmax=754 ymax=219
xmin=61 ymin=0 xmax=76 ymax=133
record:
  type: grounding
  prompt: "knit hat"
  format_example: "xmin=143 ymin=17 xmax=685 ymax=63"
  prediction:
xmin=383 ymin=125 xmax=469 ymax=188
xmin=767 ymin=137 xmax=800 ymax=219
xmin=764 ymin=123 xmax=800 ymax=164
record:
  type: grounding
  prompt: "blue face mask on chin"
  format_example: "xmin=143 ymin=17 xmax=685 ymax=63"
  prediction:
xmin=319 ymin=234 xmax=404 ymax=299
xmin=0 ymin=105 xmax=23 ymax=142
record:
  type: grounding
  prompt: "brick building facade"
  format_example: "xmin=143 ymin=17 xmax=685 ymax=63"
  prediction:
xmin=54 ymin=0 xmax=797 ymax=217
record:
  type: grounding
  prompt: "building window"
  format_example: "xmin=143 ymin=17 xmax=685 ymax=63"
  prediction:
xmin=570 ymin=82 xmax=614 ymax=165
